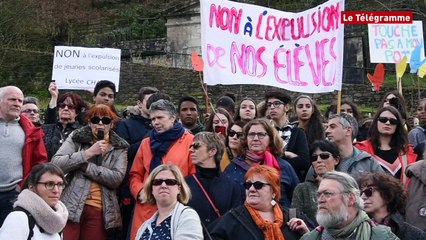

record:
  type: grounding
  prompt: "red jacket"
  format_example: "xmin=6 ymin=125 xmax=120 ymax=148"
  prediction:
xmin=354 ymin=139 xmax=416 ymax=185
xmin=19 ymin=114 xmax=48 ymax=186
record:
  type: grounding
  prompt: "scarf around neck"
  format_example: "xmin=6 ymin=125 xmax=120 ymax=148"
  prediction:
xmin=149 ymin=122 xmax=185 ymax=173
xmin=13 ymin=189 xmax=68 ymax=234
xmin=245 ymin=149 xmax=281 ymax=172
xmin=326 ymin=210 xmax=371 ymax=240
xmin=244 ymin=202 xmax=285 ymax=240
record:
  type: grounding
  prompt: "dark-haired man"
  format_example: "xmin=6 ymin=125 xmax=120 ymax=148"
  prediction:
xmin=265 ymin=90 xmax=310 ymax=182
xmin=178 ymin=96 xmax=204 ymax=134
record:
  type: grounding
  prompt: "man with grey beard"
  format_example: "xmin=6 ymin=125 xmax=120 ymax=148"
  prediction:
xmin=301 ymin=171 xmax=398 ymax=240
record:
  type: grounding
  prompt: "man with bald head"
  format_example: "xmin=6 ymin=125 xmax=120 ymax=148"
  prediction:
xmin=0 ymin=86 xmax=47 ymax=227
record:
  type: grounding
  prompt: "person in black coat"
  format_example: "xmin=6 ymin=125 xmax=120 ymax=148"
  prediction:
xmin=42 ymin=92 xmax=85 ymax=161
xmin=209 ymin=165 xmax=315 ymax=240
xmin=185 ymin=132 xmax=243 ymax=228
xmin=359 ymin=172 xmax=426 ymax=240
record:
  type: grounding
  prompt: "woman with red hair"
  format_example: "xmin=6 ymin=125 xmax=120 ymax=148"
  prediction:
xmin=210 ymin=165 xmax=313 ymax=239
xmin=52 ymin=104 xmax=129 ymax=240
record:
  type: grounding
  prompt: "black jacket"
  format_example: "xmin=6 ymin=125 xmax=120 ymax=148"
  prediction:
xmin=388 ymin=212 xmax=426 ymax=240
xmin=185 ymin=167 xmax=243 ymax=227
xmin=42 ymin=121 xmax=81 ymax=161
xmin=208 ymin=205 xmax=314 ymax=240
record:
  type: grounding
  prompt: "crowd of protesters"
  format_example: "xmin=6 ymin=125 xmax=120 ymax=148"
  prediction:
xmin=0 ymin=80 xmax=425 ymax=240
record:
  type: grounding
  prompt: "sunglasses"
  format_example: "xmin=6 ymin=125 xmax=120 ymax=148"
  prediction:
xmin=243 ymin=181 xmax=270 ymax=190
xmin=377 ymin=116 xmax=399 ymax=125
xmin=189 ymin=142 xmax=201 ymax=150
xmin=90 ymin=116 xmax=112 ymax=125
xmin=311 ymin=153 xmax=332 ymax=162
xmin=152 ymin=179 xmax=179 ymax=186
xmin=58 ymin=103 xmax=76 ymax=110
xmin=228 ymin=130 xmax=243 ymax=138
xmin=360 ymin=187 xmax=375 ymax=198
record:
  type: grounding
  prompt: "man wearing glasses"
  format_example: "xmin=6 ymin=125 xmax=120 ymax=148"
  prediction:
xmin=301 ymin=171 xmax=398 ymax=240
xmin=0 ymin=86 xmax=47 ymax=227
xmin=21 ymin=96 xmax=41 ymax=126
xmin=264 ymin=90 xmax=310 ymax=182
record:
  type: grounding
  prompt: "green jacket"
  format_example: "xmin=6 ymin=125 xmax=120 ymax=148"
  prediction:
xmin=301 ymin=222 xmax=399 ymax=240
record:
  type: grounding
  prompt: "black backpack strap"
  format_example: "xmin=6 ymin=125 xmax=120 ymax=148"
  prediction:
xmin=13 ymin=206 xmax=35 ymax=240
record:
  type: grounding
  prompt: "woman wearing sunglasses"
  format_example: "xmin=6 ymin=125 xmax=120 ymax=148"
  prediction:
xmin=42 ymin=92 xmax=87 ymax=161
xmin=210 ymin=165 xmax=313 ymax=240
xmin=186 ymin=132 xmax=242 ymax=232
xmin=220 ymin=121 xmax=246 ymax=171
xmin=52 ymin=104 xmax=129 ymax=240
xmin=354 ymin=106 xmax=417 ymax=185
xmin=358 ymin=172 xmax=426 ymax=239
xmin=223 ymin=118 xmax=299 ymax=207
xmin=0 ymin=163 xmax=68 ymax=240
xmin=135 ymin=164 xmax=203 ymax=240
xmin=291 ymin=140 xmax=340 ymax=222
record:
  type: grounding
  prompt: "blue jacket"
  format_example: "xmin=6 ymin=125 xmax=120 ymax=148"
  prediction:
xmin=223 ymin=156 xmax=299 ymax=207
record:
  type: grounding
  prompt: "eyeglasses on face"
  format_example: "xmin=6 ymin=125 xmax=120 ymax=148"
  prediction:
xmin=90 ymin=116 xmax=112 ymax=125
xmin=22 ymin=109 xmax=39 ymax=114
xmin=243 ymin=181 xmax=270 ymax=190
xmin=377 ymin=116 xmax=399 ymax=125
xmin=247 ymin=132 xmax=268 ymax=139
xmin=316 ymin=191 xmax=346 ymax=199
xmin=311 ymin=152 xmax=332 ymax=162
xmin=189 ymin=142 xmax=201 ymax=150
xmin=228 ymin=130 xmax=243 ymax=138
xmin=266 ymin=101 xmax=284 ymax=108
xmin=360 ymin=187 xmax=375 ymax=198
xmin=152 ymin=178 xmax=179 ymax=186
xmin=37 ymin=181 xmax=66 ymax=190
xmin=58 ymin=102 xmax=76 ymax=110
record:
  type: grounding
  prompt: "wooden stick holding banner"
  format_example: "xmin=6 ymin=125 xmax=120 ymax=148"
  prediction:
xmin=191 ymin=51 xmax=214 ymax=115
xmin=336 ymin=91 xmax=341 ymax=114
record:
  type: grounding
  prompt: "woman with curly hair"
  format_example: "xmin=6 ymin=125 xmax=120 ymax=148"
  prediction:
xmin=292 ymin=95 xmax=324 ymax=146
xmin=359 ymin=172 xmax=426 ymax=239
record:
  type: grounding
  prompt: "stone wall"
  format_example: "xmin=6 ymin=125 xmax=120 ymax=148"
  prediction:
xmin=116 ymin=61 xmax=424 ymax=115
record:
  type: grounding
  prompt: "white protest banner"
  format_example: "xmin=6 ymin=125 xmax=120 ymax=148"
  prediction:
xmin=52 ymin=46 xmax=121 ymax=91
xmin=200 ymin=0 xmax=345 ymax=93
xmin=368 ymin=21 xmax=424 ymax=63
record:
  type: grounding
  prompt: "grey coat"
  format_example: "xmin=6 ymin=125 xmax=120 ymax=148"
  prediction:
xmin=52 ymin=126 xmax=129 ymax=229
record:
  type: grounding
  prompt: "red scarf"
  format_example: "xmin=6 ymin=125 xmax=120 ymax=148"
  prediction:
xmin=245 ymin=148 xmax=281 ymax=172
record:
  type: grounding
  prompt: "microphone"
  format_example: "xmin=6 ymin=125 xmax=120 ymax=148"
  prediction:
xmin=95 ymin=130 xmax=104 ymax=166
xmin=97 ymin=130 xmax=104 ymax=141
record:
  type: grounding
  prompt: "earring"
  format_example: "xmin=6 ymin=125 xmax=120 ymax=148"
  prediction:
xmin=271 ymin=199 xmax=277 ymax=206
